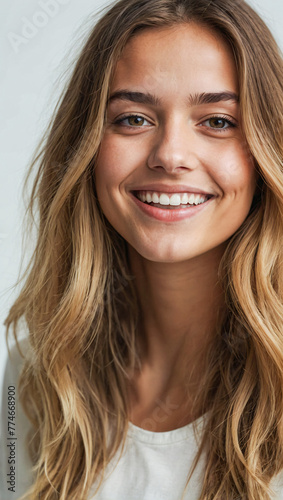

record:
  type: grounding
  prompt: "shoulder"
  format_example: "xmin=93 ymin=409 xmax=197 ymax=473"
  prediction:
xmin=271 ymin=471 xmax=283 ymax=499
xmin=0 ymin=336 xmax=34 ymax=499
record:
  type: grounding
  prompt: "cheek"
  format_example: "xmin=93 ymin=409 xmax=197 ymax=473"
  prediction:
xmin=95 ymin=143 xmax=122 ymax=206
xmin=95 ymin=136 xmax=144 ymax=191
xmin=209 ymin=142 xmax=256 ymax=196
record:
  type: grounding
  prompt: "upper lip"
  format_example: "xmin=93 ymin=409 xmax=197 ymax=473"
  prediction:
xmin=130 ymin=184 xmax=215 ymax=196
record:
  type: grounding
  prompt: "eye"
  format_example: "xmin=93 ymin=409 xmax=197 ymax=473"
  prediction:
xmin=201 ymin=116 xmax=236 ymax=130
xmin=113 ymin=114 xmax=151 ymax=127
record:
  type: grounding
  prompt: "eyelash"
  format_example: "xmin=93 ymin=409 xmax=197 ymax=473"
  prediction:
xmin=113 ymin=114 xmax=237 ymax=132
xmin=113 ymin=114 xmax=152 ymax=128
xmin=200 ymin=115 xmax=237 ymax=132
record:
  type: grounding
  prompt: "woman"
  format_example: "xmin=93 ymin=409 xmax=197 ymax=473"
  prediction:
xmin=2 ymin=0 xmax=283 ymax=498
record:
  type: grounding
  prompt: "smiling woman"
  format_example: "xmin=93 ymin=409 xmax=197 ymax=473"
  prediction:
xmin=2 ymin=0 xmax=283 ymax=499
xmin=95 ymin=23 xmax=256 ymax=255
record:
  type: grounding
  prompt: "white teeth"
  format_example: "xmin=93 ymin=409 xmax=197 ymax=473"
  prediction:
xmin=169 ymin=194 xmax=181 ymax=206
xmin=159 ymin=194 xmax=170 ymax=205
xmin=181 ymin=193 xmax=189 ymax=204
xmin=146 ymin=192 xmax=152 ymax=203
xmin=136 ymin=190 xmax=210 ymax=206
xmin=152 ymin=192 xmax=159 ymax=203
xmin=188 ymin=194 xmax=195 ymax=205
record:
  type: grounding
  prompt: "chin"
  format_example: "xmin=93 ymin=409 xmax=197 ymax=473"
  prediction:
xmin=129 ymin=240 xmax=201 ymax=263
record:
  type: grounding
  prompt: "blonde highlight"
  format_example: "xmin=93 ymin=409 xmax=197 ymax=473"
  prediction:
xmin=5 ymin=0 xmax=283 ymax=498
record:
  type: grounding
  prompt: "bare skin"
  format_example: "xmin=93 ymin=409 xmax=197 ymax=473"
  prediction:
xmin=95 ymin=24 xmax=257 ymax=431
xmin=127 ymin=244 xmax=227 ymax=431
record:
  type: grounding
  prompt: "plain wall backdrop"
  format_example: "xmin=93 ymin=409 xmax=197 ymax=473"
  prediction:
xmin=0 ymin=0 xmax=282 ymax=406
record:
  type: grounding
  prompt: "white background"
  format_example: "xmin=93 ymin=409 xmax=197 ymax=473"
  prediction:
xmin=0 ymin=0 xmax=282 ymax=398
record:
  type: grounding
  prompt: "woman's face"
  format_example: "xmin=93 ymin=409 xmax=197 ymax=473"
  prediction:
xmin=95 ymin=23 xmax=257 ymax=263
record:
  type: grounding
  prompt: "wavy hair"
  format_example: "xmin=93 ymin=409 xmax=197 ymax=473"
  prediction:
xmin=5 ymin=0 xmax=283 ymax=498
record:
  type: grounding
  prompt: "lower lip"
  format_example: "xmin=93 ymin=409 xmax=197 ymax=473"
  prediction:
xmin=130 ymin=193 xmax=215 ymax=222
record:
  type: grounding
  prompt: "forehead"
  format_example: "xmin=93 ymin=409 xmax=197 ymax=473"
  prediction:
xmin=111 ymin=23 xmax=238 ymax=97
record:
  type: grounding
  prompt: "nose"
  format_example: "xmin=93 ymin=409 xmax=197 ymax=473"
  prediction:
xmin=146 ymin=118 xmax=199 ymax=173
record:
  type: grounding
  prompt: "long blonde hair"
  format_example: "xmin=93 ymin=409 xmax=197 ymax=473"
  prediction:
xmin=5 ymin=0 xmax=283 ymax=498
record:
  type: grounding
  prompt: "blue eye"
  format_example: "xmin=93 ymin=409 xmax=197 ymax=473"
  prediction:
xmin=114 ymin=115 xmax=151 ymax=127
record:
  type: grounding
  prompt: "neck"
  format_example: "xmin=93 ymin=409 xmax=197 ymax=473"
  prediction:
xmin=126 ymin=243 xmax=228 ymax=429
xmin=128 ymin=243 xmax=227 ymax=380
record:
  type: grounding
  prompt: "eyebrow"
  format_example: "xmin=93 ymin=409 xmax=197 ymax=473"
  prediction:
xmin=107 ymin=90 xmax=239 ymax=106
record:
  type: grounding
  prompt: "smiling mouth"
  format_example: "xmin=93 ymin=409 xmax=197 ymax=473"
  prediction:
xmin=132 ymin=190 xmax=214 ymax=209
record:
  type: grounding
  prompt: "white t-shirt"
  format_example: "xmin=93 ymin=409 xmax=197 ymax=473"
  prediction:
xmin=1 ymin=341 xmax=283 ymax=500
